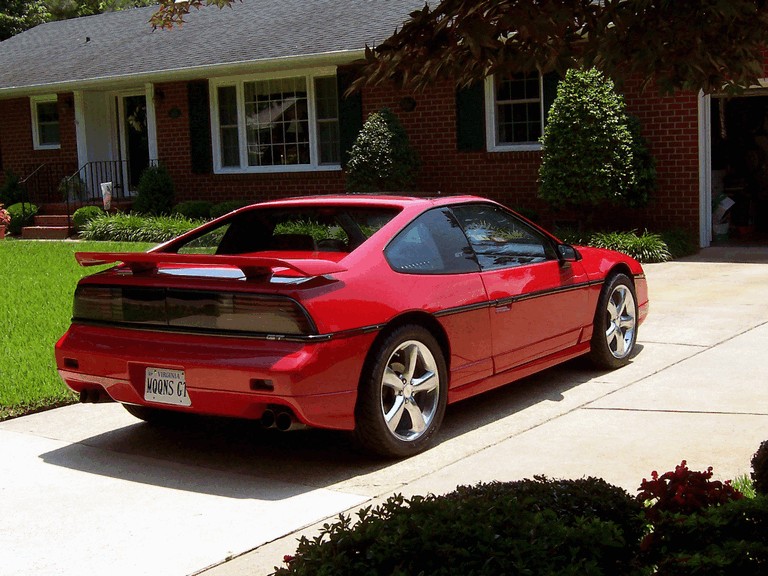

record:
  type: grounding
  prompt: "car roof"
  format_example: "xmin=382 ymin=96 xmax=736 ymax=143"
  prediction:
xmin=239 ymin=194 xmax=491 ymax=211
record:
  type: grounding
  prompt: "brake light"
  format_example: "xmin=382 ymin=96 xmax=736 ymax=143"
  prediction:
xmin=73 ymin=285 xmax=315 ymax=336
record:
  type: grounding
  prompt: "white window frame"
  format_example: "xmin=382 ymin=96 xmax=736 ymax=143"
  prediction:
xmin=209 ymin=67 xmax=341 ymax=174
xmin=484 ymin=73 xmax=544 ymax=152
xmin=31 ymin=94 xmax=61 ymax=150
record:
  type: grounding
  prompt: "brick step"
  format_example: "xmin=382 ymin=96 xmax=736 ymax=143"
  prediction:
xmin=21 ymin=226 xmax=73 ymax=240
xmin=35 ymin=214 xmax=70 ymax=227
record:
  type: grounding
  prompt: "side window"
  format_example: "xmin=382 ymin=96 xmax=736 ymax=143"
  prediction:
xmin=451 ymin=204 xmax=557 ymax=271
xmin=386 ymin=208 xmax=479 ymax=274
xmin=31 ymin=95 xmax=60 ymax=150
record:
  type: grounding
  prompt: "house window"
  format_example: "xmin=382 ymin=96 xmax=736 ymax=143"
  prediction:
xmin=31 ymin=95 xmax=60 ymax=150
xmin=485 ymin=72 xmax=545 ymax=152
xmin=211 ymin=71 xmax=340 ymax=173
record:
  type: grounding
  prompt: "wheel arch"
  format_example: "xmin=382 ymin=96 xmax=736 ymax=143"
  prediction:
xmin=605 ymin=263 xmax=635 ymax=285
xmin=358 ymin=311 xmax=451 ymax=389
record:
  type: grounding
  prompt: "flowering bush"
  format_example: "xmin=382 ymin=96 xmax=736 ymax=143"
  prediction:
xmin=638 ymin=460 xmax=744 ymax=524
xmin=0 ymin=204 xmax=10 ymax=228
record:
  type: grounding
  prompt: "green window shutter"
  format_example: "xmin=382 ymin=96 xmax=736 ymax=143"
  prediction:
xmin=542 ymin=72 xmax=560 ymax=125
xmin=187 ymin=81 xmax=212 ymax=174
xmin=455 ymin=83 xmax=485 ymax=151
xmin=337 ymin=69 xmax=363 ymax=168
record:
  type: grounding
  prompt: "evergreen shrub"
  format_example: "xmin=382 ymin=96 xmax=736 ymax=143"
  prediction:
xmin=345 ymin=108 xmax=420 ymax=192
xmin=751 ymin=440 xmax=768 ymax=495
xmin=273 ymin=477 xmax=644 ymax=576
xmin=132 ymin=165 xmax=175 ymax=215
xmin=211 ymin=200 xmax=250 ymax=219
xmin=6 ymin=202 xmax=38 ymax=235
xmin=72 ymin=206 xmax=105 ymax=231
xmin=172 ymin=200 xmax=213 ymax=220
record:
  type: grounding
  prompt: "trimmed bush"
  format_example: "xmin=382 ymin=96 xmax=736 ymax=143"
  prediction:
xmin=6 ymin=202 xmax=38 ymax=235
xmin=0 ymin=171 xmax=22 ymax=205
xmin=646 ymin=496 xmax=768 ymax=575
xmin=71 ymin=206 xmax=105 ymax=231
xmin=211 ymin=200 xmax=250 ymax=219
xmin=345 ymin=108 xmax=420 ymax=192
xmin=132 ymin=165 xmax=175 ymax=215
xmin=661 ymin=228 xmax=698 ymax=259
xmin=274 ymin=477 xmax=644 ymax=576
xmin=539 ymin=68 xmax=635 ymax=213
xmin=173 ymin=200 xmax=213 ymax=220
xmin=80 ymin=213 xmax=198 ymax=243
xmin=625 ymin=115 xmax=656 ymax=209
xmin=752 ymin=440 xmax=768 ymax=495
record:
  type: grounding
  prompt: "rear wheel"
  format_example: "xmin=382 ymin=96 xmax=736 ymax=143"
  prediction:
xmin=590 ymin=273 xmax=638 ymax=369
xmin=354 ymin=325 xmax=447 ymax=458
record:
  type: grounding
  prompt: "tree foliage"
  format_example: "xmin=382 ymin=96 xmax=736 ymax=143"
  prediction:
xmin=1 ymin=0 xmax=154 ymax=40
xmin=146 ymin=0 xmax=768 ymax=94
xmin=353 ymin=0 xmax=768 ymax=95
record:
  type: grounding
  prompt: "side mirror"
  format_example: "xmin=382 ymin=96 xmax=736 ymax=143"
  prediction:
xmin=557 ymin=244 xmax=582 ymax=263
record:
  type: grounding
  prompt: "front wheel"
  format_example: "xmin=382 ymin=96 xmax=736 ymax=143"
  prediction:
xmin=354 ymin=325 xmax=447 ymax=458
xmin=590 ymin=273 xmax=639 ymax=370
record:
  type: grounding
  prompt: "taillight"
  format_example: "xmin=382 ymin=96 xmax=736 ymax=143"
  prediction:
xmin=73 ymin=285 xmax=315 ymax=336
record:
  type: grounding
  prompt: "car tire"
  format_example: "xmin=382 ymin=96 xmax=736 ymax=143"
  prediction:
xmin=590 ymin=273 xmax=639 ymax=370
xmin=354 ymin=325 xmax=447 ymax=458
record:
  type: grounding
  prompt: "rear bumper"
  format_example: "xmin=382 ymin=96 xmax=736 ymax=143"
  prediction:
xmin=55 ymin=324 xmax=376 ymax=430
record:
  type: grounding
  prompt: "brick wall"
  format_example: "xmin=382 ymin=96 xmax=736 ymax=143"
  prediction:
xmin=0 ymin=77 xmax=704 ymax=236
xmin=153 ymin=81 xmax=345 ymax=204
xmin=360 ymin=78 xmax=701 ymax=234
xmin=0 ymin=95 xmax=79 ymax=198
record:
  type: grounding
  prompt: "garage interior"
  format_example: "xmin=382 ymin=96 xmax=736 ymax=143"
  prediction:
xmin=711 ymin=94 xmax=768 ymax=243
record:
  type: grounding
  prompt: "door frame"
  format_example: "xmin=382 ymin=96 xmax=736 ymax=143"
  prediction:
xmin=113 ymin=84 xmax=158 ymax=193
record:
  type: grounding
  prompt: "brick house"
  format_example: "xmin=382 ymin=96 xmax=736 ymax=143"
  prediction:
xmin=0 ymin=0 xmax=763 ymax=247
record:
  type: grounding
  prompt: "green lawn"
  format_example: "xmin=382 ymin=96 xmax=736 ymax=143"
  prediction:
xmin=0 ymin=240 xmax=153 ymax=420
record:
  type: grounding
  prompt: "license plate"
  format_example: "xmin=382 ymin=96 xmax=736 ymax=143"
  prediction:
xmin=144 ymin=367 xmax=191 ymax=407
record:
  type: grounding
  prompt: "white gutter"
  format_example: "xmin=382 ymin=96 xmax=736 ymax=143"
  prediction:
xmin=0 ymin=49 xmax=363 ymax=99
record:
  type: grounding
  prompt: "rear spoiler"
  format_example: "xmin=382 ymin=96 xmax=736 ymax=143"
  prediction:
xmin=75 ymin=252 xmax=347 ymax=280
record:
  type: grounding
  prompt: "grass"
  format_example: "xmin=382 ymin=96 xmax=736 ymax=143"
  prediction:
xmin=0 ymin=239 xmax=153 ymax=420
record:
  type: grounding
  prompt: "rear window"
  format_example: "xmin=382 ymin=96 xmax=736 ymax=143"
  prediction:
xmin=168 ymin=206 xmax=399 ymax=256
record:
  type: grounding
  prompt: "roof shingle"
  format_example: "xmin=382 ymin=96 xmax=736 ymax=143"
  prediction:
xmin=0 ymin=0 xmax=423 ymax=94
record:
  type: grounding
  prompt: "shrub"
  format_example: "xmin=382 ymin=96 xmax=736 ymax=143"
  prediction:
xmin=6 ymin=202 xmax=38 ymax=235
xmin=211 ymin=200 xmax=250 ymax=219
xmin=558 ymin=229 xmax=671 ymax=263
xmin=625 ymin=115 xmax=656 ymax=209
xmin=172 ymin=200 xmax=213 ymax=220
xmin=132 ymin=165 xmax=174 ymax=215
xmin=345 ymin=108 xmax=420 ymax=192
xmin=80 ymin=212 xmax=198 ymax=243
xmin=638 ymin=460 xmax=744 ymax=524
xmin=71 ymin=206 xmax=105 ymax=231
xmin=589 ymin=230 xmax=671 ymax=263
xmin=647 ymin=496 xmax=768 ymax=575
xmin=58 ymin=175 xmax=86 ymax=201
xmin=661 ymin=228 xmax=698 ymax=259
xmin=0 ymin=171 xmax=23 ymax=205
xmin=539 ymin=68 xmax=635 ymax=215
xmin=274 ymin=477 xmax=644 ymax=576
xmin=751 ymin=440 xmax=768 ymax=495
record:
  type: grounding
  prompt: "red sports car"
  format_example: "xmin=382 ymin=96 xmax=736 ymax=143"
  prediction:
xmin=56 ymin=195 xmax=648 ymax=457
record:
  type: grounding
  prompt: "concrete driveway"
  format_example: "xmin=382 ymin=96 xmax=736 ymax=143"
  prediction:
xmin=2 ymin=246 xmax=768 ymax=576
